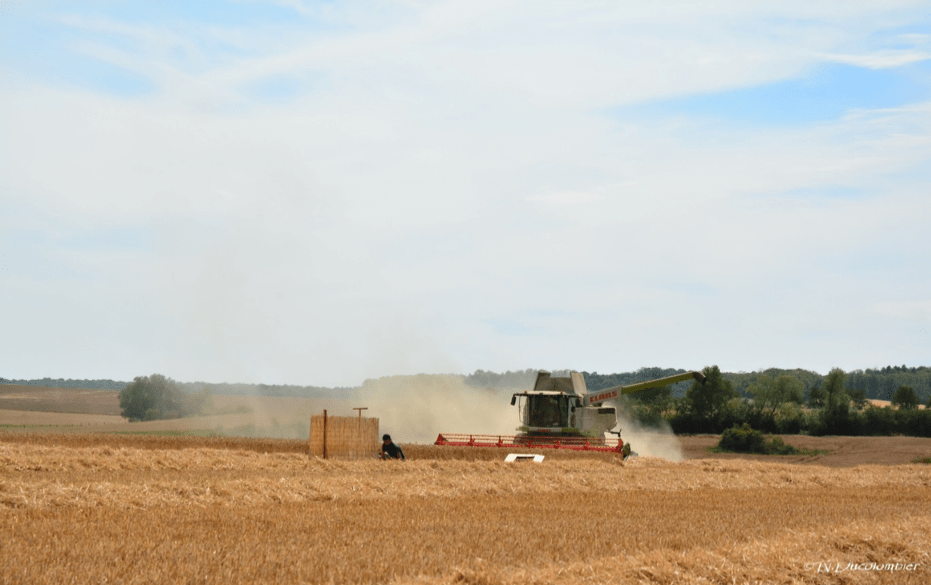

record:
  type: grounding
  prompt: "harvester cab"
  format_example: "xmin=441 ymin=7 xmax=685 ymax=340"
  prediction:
xmin=510 ymin=371 xmax=618 ymax=437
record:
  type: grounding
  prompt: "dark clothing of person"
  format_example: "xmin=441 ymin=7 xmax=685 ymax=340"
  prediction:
xmin=381 ymin=441 xmax=405 ymax=460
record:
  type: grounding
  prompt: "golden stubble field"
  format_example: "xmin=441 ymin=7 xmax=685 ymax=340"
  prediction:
xmin=2 ymin=433 xmax=930 ymax=585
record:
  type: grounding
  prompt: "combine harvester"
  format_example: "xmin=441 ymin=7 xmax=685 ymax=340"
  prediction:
xmin=436 ymin=370 xmax=705 ymax=458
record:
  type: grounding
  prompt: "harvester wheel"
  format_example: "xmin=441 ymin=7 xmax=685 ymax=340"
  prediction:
xmin=622 ymin=443 xmax=632 ymax=460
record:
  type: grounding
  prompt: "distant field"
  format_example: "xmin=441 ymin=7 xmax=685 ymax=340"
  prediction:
xmin=0 ymin=384 xmax=121 ymax=415
xmin=3 ymin=382 xmax=931 ymax=466
xmin=0 ymin=384 xmax=354 ymax=438
xmin=1 ymin=432 xmax=929 ymax=584
xmin=0 ymin=409 xmax=125 ymax=427
xmin=678 ymin=434 xmax=931 ymax=467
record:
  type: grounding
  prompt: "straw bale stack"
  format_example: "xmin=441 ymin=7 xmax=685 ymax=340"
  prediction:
xmin=309 ymin=414 xmax=379 ymax=460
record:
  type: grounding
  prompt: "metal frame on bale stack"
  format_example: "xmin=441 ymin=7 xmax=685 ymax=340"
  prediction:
xmin=309 ymin=409 xmax=379 ymax=460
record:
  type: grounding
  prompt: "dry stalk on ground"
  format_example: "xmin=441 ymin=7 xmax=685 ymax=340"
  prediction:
xmin=1 ymin=433 xmax=929 ymax=584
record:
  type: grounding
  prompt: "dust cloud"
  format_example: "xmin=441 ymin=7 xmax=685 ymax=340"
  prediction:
xmin=193 ymin=375 xmax=684 ymax=462
xmin=361 ymin=375 xmax=520 ymax=444
xmin=612 ymin=405 xmax=684 ymax=462
xmin=197 ymin=394 xmax=356 ymax=439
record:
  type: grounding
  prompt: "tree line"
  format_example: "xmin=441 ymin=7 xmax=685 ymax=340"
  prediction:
xmin=623 ymin=366 xmax=931 ymax=438
xmin=116 ymin=376 xmax=359 ymax=421
xmin=465 ymin=365 xmax=931 ymax=404
xmin=465 ymin=365 xmax=931 ymax=438
xmin=0 ymin=377 xmax=128 ymax=390
xmin=177 ymin=381 xmax=352 ymax=399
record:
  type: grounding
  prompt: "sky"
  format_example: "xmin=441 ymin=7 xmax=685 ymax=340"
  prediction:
xmin=1 ymin=1 xmax=930 ymax=387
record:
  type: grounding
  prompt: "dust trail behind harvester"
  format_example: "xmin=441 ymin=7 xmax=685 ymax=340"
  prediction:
xmin=361 ymin=374 xmax=518 ymax=444
xmin=613 ymin=405 xmax=685 ymax=462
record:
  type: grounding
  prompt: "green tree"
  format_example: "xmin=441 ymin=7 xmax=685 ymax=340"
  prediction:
xmin=746 ymin=374 xmax=774 ymax=413
xmin=119 ymin=374 xmax=192 ymax=422
xmin=807 ymin=384 xmax=826 ymax=408
xmin=823 ymin=368 xmax=849 ymax=411
xmin=627 ymin=384 xmax=673 ymax=411
xmin=685 ymin=365 xmax=737 ymax=424
xmin=892 ymin=386 xmax=919 ymax=410
xmin=848 ymin=388 xmax=868 ymax=411
xmin=625 ymin=384 xmax=674 ymax=427
xmin=748 ymin=374 xmax=804 ymax=417
xmin=774 ymin=402 xmax=804 ymax=434
xmin=815 ymin=368 xmax=853 ymax=435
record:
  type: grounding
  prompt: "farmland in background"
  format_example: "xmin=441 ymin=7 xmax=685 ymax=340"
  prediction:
xmin=2 ymin=432 xmax=930 ymax=584
xmin=0 ymin=383 xmax=122 ymax=415
xmin=3 ymin=381 xmax=931 ymax=582
xmin=0 ymin=383 xmax=355 ymax=438
xmin=0 ymin=378 xmax=523 ymax=443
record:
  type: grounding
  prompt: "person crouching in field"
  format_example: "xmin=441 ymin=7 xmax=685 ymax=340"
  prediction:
xmin=379 ymin=434 xmax=405 ymax=460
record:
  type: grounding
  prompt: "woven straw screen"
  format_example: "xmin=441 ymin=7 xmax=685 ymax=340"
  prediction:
xmin=309 ymin=414 xmax=380 ymax=460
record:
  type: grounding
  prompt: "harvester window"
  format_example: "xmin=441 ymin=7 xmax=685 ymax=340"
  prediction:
xmin=527 ymin=395 xmax=568 ymax=428
xmin=597 ymin=407 xmax=615 ymax=415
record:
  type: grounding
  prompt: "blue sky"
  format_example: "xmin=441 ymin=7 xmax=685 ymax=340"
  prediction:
xmin=2 ymin=1 xmax=930 ymax=386
xmin=621 ymin=60 xmax=931 ymax=125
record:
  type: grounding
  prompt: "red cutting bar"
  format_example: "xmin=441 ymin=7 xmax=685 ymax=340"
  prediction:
xmin=434 ymin=433 xmax=623 ymax=453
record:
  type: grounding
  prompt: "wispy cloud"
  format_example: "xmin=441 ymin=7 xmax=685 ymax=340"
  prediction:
xmin=821 ymin=49 xmax=931 ymax=69
xmin=237 ymin=0 xmax=315 ymax=16
xmin=1 ymin=1 xmax=930 ymax=384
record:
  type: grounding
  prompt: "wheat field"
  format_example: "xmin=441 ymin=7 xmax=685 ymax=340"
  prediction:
xmin=1 ymin=432 xmax=929 ymax=584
